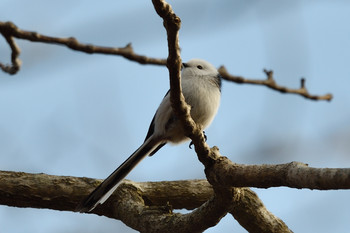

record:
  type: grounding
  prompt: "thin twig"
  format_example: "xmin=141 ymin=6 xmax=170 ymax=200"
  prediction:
xmin=0 ymin=21 xmax=333 ymax=102
xmin=219 ymin=66 xmax=333 ymax=101
xmin=0 ymin=21 xmax=166 ymax=75
xmin=0 ymin=23 xmax=21 ymax=74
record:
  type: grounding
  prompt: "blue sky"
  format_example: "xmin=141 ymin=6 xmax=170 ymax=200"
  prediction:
xmin=1 ymin=1 xmax=350 ymax=232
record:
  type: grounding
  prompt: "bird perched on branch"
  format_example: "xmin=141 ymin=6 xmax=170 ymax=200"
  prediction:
xmin=77 ymin=59 xmax=222 ymax=212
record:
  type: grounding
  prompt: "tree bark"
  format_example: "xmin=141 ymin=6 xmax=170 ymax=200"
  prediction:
xmin=0 ymin=170 xmax=292 ymax=232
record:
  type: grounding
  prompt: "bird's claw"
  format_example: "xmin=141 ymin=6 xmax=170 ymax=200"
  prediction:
xmin=189 ymin=141 xmax=194 ymax=149
xmin=203 ymin=131 xmax=207 ymax=141
xmin=188 ymin=131 xmax=207 ymax=149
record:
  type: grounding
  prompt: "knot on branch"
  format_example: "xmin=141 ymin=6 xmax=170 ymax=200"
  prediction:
xmin=0 ymin=21 xmax=17 ymax=35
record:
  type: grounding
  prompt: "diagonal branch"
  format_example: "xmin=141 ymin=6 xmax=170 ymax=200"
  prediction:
xmin=219 ymin=66 xmax=332 ymax=101
xmin=151 ymin=1 xmax=293 ymax=233
xmin=231 ymin=188 xmax=292 ymax=233
xmin=0 ymin=21 xmax=166 ymax=75
xmin=152 ymin=0 xmax=233 ymax=231
xmin=152 ymin=0 xmax=213 ymax=169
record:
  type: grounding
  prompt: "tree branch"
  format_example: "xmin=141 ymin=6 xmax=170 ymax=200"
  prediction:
xmin=151 ymin=1 xmax=293 ymax=232
xmin=230 ymin=188 xmax=292 ymax=233
xmin=219 ymin=66 xmax=333 ymax=101
xmin=0 ymin=21 xmax=332 ymax=102
xmin=0 ymin=23 xmax=21 ymax=74
xmin=0 ymin=21 xmax=166 ymax=75
xmin=0 ymin=170 xmax=291 ymax=233
xmin=115 ymin=184 xmax=234 ymax=233
xmin=152 ymin=0 xmax=214 ymax=171
xmin=203 ymin=147 xmax=350 ymax=190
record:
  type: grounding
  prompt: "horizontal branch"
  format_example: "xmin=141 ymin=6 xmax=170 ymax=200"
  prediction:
xmin=206 ymin=147 xmax=350 ymax=190
xmin=0 ymin=171 xmax=210 ymax=212
xmin=0 ymin=170 xmax=291 ymax=233
xmin=0 ymin=21 xmax=331 ymax=103
xmin=219 ymin=66 xmax=333 ymax=101
xmin=0 ymin=21 xmax=166 ymax=75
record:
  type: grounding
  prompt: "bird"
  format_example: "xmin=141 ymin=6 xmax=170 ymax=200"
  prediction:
xmin=76 ymin=58 xmax=222 ymax=212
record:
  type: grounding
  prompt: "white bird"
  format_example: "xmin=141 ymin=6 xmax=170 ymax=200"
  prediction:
xmin=77 ymin=59 xmax=222 ymax=212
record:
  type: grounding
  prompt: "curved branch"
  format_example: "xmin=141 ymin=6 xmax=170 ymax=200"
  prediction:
xmin=115 ymin=183 xmax=233 ymax=233
xmin=0 ymin=23 xmax=21 ymax=74
xmin=231 ymin=188 xmax=292 ymax=233
xmin=0 ymin=21 xmax=166 ymax=75
xmin=219 ymin=66 xmax=333 ymax=101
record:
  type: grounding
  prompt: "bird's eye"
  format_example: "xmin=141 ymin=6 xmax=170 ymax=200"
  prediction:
xmin=197 ymin=65 xmax=203 ymax=70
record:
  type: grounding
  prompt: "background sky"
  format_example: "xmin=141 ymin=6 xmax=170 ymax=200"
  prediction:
xmin=1 ymin=1 xmax=350 ymax=232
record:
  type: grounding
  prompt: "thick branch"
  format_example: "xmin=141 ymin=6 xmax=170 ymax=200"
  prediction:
xmin=115 ymin=183 xmax=234 ymax=233
xmin=0 ymin=171 xmax=211 ymax=213
xmin=219 ymin=66 xmax=333 ymax=101
xmin=205 ymin=148 xmax=350 ymax=190
xmin=0 ymin=170 xmax=291 ymax=233
xmin=0 ymin=21 xmax=166 ymax=75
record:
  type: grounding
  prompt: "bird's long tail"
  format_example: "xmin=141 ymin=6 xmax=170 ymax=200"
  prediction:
xmin=76 ymin=137 xmax=161 ymax=212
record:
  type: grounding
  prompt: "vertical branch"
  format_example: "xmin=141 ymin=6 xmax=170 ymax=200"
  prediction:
xmin=151 ymin=0 xmax=191 ymax=128
xmin=152 ymin=0 xmax=213 ymax=169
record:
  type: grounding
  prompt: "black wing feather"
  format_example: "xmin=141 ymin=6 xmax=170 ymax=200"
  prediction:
xmin=144 ymin=90 xmax=170 ymax=156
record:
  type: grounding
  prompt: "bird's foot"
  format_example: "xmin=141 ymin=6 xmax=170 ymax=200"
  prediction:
xmin=188 ymin=131 xmax=207 ymax=149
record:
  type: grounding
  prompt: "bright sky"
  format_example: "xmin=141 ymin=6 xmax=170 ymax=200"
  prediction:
xmin=1 ymin=1 xmax=350 ymax=233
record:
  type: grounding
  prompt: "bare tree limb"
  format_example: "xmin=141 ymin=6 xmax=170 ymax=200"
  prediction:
xmin=0 ymin=21 xmax=166 ymax=75
xmin=152 ymin=0 xmax=214 ymax=169
xmin=0 ymin=171 xmax=210 ymax=213
xmin=0 ymin=23 xmax=21 ymax=74
xmin=0 ymin=21 xmax=332 ymax=102
xmin=151 ymin=0 xmax=232 ymax=231
xmin=203 ymin=147 xmax=350 ymax=190
xmin=231 ymin=188 xmax=292 ymax=233
xmin=219 ymin=66 xmax=333 ymax=101
xmin=115 ymin=184 xmax=234 ymax=233
xmin=0 ymin=170 xmax=291 ymax=233
xmin=151 ymin=1 xmax=294 ymax=233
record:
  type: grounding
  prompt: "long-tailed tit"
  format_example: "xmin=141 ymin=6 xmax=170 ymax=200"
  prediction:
xmin=77 ymin=59 xmax=221 ymax=212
